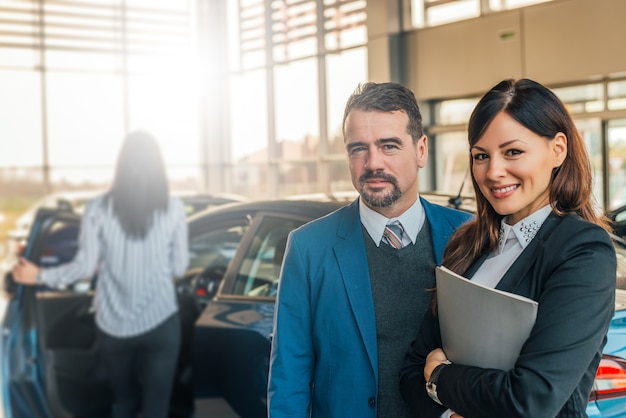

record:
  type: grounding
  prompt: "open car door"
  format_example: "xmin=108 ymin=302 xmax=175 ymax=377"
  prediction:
xmin=2 ymin=207 xmax=112 ymax=418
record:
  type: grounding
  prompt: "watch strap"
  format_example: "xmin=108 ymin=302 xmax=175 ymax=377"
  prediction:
xmin=430 ymin=361 xmax=450 ymax=381
xmin=426 ymin=360 xmax=451 ymax=405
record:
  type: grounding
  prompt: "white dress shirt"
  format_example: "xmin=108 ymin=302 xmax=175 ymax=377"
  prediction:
xmin=359 ymin=195 xmax=426 ymax=247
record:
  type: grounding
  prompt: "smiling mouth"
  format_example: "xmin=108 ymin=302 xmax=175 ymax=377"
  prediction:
xmin=489 ymin=184 xmax=519 ymax=198
xmin=492 ymin=185 xmax=518 ymax=194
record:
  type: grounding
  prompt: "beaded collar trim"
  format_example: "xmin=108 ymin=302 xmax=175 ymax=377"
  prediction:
xmin=497 ymin=205 xmax=552 ymax=253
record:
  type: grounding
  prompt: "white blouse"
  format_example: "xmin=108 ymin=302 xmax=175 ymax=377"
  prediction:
xmin=40 ymin=194 xmax=189 ymax=338
xmin=439 ymin=204 xmax=552 ymax=418
xmin=471 ymin=204 xmax=553 ymax=288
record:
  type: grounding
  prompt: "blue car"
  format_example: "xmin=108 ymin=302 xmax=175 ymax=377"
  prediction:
xmin=590 ymin=287 xmax=626 ymax=418
xmin=3 ymin=196 xmax=626 ymax=417
xmin=1 ymin=199 xmax=345 ymax=417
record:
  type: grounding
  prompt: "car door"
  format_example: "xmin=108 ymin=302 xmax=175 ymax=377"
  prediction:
xmin=2 ymin=207 xmax=112 ymax=418
xmin=169 ymin=210 xmax=252 ymax=417
xmin=193 ymin=210 xmax=313 ymax=418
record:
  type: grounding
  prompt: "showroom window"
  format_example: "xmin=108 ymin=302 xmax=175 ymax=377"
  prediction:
xmin=410 ymin=0 xmax=554 ymax=28
xmin=608 ymin=119 xmax=626 ymax=210
xmin=223 ymin=0 xmax=368 ymax=199
xmin=0 ymin=0 xmax=199 ymax=190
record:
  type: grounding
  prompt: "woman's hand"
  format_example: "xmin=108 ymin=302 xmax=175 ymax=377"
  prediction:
xmin=12 ymin=258 xmax=40 ymax=285
xmin=424 ymin=348 xmax=449 ymax=382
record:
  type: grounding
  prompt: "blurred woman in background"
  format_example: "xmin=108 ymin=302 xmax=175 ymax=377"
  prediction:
xmin=12 ymin=131 xmax=189 ymax=418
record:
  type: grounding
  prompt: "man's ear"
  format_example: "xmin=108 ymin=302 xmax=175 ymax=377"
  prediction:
xmin=417 ymin=135 xmax=428 ymax=168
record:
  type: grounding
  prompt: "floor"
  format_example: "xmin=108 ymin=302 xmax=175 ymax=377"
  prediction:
xmin=195 ymin=398 xmax=240 ymax=417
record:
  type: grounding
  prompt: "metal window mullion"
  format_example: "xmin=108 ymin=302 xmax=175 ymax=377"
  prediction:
xmin=36 ymin=19 xmax=188 ymax=35
xmin=237 ymin=0 xmax=244 ymax=68
xmin=602 ymin=119 xmax=610 ymax=210
xmin=265 ymin=0 xmax=278 ymax=197
xmin=35 ymin=0 xmax=50 ymax=192
xmin=39 ymin=0 xmax=188 ymax=18
xmin=479 ymin=0 xmax=490 ymax=16
xmin=426 ymin=100 xmax=439 ymax=191
xmin=601 ymin=80 xmax=610 ymax=210
xmin=316 ymin=0 xmax=329 ymax=193
xmin=424 ymin=0 xmax=464 ymax=7
xmin=121 ymin=0 xmax=129 ymax=135
xmin=38 ymin=7 xmax=187 ymax=24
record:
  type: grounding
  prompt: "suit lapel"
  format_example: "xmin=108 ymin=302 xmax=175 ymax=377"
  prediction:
xmin=466 ymin=213 xmax=561 ymax=293
xmin=421 ymin=197 xmax=464 ymax=265
xmin=496 ymin=213 xmax=560 ymax=292
xmin=334 ymin=200 xmax=379 ymax=375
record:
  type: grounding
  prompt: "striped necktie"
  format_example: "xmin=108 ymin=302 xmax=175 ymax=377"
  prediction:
xmin=383 ymin=222 xmax=404 ymax=249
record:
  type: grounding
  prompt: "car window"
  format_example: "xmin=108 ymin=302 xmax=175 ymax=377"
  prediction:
xmin=31 ymin=216 xmax=95 ymax=292
xmin=229 ymin=216 xmax=302 ymax=297
xmin=188 ymin=223 xmax=248 ymax=273
xmin=614 ymin=208 xmax=626 ymax=223
xmin=38 ymin=218 xmax=80 ymax=267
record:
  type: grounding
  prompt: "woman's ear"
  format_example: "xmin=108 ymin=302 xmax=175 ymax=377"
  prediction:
xmin=553 ymin=132 xmax=567 ymax=168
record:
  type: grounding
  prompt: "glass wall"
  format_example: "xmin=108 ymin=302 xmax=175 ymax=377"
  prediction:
xmin=0 ymin=0 xmax=200 ymax=192
xmin=224 ymin=0 xmax=367 ymax=199
xmin=608 ymin=119 xmax=626 ymax=210
xmin=410 ymin=0 xmax=554 ymax=28
xmin=1 ymin=0 xmax=370 ymax=207
xmin=575 ymin=118 xmax=603 ymax=210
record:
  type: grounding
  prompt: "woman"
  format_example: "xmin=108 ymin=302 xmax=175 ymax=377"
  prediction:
xmin=12 ymin=131 xmax=189 ymax=418
xmin=399 ymin=79 xmax=616 ymax=418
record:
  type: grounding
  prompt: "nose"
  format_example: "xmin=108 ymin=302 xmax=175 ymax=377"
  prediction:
xmin=364 ymin=148 xmax=385 ymax=171
xmin=486 ymin=156 xmax=506 ymax=180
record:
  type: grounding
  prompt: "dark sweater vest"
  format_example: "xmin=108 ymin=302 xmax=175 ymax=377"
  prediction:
xmin=363 ymin=221 xmax=436 ymax=418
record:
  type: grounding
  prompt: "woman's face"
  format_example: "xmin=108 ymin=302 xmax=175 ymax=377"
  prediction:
xmin=470 ymin=112 xmax=567 ymax=225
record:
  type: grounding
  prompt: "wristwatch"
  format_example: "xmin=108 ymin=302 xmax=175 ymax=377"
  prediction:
xmin=426 ymin=360 xmax=452 ymax=405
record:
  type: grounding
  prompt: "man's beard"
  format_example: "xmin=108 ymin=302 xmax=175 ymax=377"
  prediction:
xmin=358 ymin=171 xmax=401 ymax=208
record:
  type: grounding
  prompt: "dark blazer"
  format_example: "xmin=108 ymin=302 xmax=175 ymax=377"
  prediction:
xmin=267 ymin=197 xmax=472 ymax=418
xmin=400 ymin=212 xmax=616 ymax=418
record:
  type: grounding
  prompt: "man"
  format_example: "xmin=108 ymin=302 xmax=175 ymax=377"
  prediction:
xmin=267 ymin=82 xmax=472 ymax=417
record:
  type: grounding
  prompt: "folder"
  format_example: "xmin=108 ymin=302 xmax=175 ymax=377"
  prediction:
xmin=435 ymin=265 xmax=538 ymax=371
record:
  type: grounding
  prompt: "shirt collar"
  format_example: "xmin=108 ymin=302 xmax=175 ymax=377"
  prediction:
xmin=359 ymin=196 xmax=425 ymax=247
xmin=498 ymin=204 xmax=552 ymax=253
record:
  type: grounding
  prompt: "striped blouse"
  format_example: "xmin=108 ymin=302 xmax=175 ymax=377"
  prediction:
xmin=40 ymin=194 xmax=189 ymax=338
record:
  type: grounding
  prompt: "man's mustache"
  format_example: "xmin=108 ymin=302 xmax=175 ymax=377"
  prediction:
xmin=359 ymin=171 xmax=397 ymax=185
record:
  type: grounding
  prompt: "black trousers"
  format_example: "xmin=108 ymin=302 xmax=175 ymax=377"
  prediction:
xmin=97 ymin=313 xmax=182 ymax=418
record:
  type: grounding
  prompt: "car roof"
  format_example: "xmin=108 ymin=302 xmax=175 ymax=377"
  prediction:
xmin=187 ymin=199 xmax=348 ymax=224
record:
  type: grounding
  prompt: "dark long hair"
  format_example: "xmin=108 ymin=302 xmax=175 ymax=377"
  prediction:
xmin=443 ymin=78 xmax=610 ymax=274
xmin=106 ymin=131 xmax=169 ymax=239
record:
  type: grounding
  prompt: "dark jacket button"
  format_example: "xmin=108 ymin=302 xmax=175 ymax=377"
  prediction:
xmin=368 ymin=397 xmax=376 ymax=408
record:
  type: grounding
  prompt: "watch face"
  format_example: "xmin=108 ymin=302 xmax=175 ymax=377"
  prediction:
xmin=426 ymin=361 xmax=450 ymax=406
xmin=426 ymin=382 xmax=442 ymax=405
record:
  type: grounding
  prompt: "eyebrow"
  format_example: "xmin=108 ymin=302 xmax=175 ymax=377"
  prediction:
xmin=346 ymin=137 xmax=403 ymax=152
xmin=471 ymin=139 xmax=522 ymax=151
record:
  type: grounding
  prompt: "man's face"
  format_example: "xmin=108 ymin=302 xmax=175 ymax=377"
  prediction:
xmin=344 ymin=109 xmax=427 ymax=218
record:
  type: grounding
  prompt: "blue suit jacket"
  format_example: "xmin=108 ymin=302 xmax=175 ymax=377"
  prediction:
xmin=268 ymin=197 xmax=472 ymax=418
